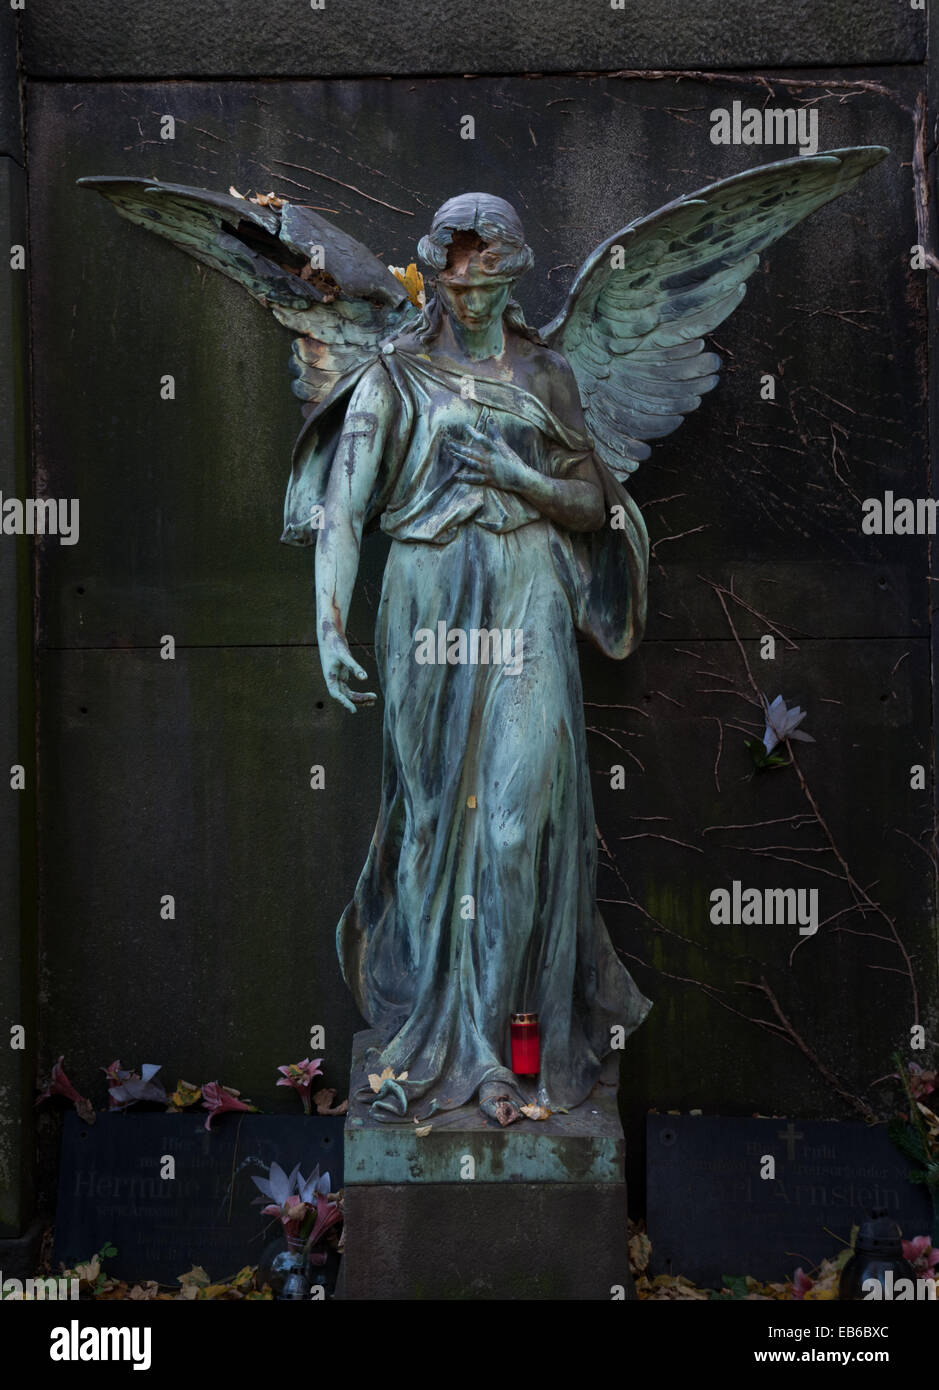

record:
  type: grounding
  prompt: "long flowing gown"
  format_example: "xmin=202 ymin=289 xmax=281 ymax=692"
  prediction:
xmin=288 ymin=336 xmax=652 ymax=1119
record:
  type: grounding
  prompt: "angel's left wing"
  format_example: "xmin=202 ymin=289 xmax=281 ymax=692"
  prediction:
xmin=541 ymin=146 xmax=888 ymax=483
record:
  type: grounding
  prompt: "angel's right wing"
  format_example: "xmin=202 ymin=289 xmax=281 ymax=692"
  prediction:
xmin=78 ymin=176 xmax=419 ymax=415
xmin=540 ymin=146 xmax=888 ymax=483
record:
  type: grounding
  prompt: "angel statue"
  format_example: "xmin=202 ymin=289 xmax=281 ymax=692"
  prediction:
xmin=81 ymin=144 xmax=886 ymax=1126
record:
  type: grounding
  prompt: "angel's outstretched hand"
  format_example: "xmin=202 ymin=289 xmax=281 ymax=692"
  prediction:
xmin=320 ymin=630 xmax=378 ymax=714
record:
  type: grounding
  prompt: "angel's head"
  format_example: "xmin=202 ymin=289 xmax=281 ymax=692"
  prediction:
xmin=417 ymin=193 xmax=534 ymax=335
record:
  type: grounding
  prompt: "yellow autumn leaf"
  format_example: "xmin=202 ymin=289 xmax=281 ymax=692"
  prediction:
xmin=177 ymin=1264 xmax=210 ymax=1289
xmin=369 ymin=1066 xmax=407 ymax=1092
xmin=520 ymin=1103 xmax=551 ymax=1120
xmin=229 ymin=186 xmax=245 ymax=199
xmin=168 ymin=1080 xmax=201 ymax=1109
xmin=388 ymin=262 xmax=425 ymax=308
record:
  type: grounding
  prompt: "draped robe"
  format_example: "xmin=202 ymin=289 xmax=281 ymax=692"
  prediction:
xmin=283 ymin=334 xmax=652 ymax=1118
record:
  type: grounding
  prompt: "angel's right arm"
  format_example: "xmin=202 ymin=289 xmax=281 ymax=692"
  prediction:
xmin=315 ymin=362 xmax=397 ymax=705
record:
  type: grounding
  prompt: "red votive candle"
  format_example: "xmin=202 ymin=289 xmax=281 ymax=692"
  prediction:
xmin=510 ymin=1012 xmax=540 ymax=1074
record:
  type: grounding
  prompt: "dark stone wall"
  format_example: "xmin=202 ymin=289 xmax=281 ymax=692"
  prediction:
xmin=0 ymin=79 xmax=35 ymax=1232
xmin=3 ymin=1 xmax=935 ymax=1224
xmin=26 ymin=71 xmax=936 ymax=1214
xmin=19 ymin=1 xmax=927 ymax=75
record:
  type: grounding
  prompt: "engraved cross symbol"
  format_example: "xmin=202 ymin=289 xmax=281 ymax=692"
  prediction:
xmin=777 ymin=1121 xmax=804 ymax=1160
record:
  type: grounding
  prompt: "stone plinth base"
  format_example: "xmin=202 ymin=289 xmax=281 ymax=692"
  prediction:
xmin=340 ymin=1030 xmax=635 ymax=1300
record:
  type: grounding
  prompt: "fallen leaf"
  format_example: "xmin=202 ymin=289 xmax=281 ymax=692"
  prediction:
xmin=415 ymin=1125 xmax=432 ymax=1137
xmin=628 ymin=1231 xmax=652 ymax=1276
xmin=75 ymin=1097 xmax=97 ymax=1126
xmin=127 ymin=1281 xmax=159 ymax=1300
xmin=73 ymin=1256 xmax=100 ymax=1286
xmin=520 ymin=1103 xmax=551 ymax=1121
xmin=312 ymin=1087 xmax=348 ymax=1116
xmin=229 ymin=186 xmax=245 ymax=199
xmin=168 ymin=1080 xmax=202 ymax=1110
xmin=177 ymin=1265 xmax=210 ymax=1290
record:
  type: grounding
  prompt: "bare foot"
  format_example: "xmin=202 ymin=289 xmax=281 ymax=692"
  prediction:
xmin=478 ymin=1083 xmax=522 ymax=1126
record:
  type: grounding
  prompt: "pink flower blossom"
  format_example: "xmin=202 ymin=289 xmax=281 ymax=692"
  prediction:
xmin=789 ymin=1267 xmax=814 ymax=1300
xmin=306 ymin=1192 xmax=342 ymax=1249
xmin=275 ymin=1059 xmax=324 ymax=1115
xmin=908 ymin=1064 xmax=937 ymax=1101
xmin=201 ymin=1081 xmax=259 ymax=1131
xmin=36 ymin=1055 xmax=95 ymax=1126
xmin=260 ymin=1198 xmax=310 ymax=1241
xmin=901 ymin=1236 xmax=939 ymax=1277
xmin=253 ymin=1162 xmax=339 ymax=1245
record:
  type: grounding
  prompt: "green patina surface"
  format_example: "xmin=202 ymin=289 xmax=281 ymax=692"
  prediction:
xmin=344 ymin=1031 xmax=624 ymax=1184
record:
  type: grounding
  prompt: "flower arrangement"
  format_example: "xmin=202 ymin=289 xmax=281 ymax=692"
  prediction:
xmin=887 ymin=1054 xmax=939 ymax=1244
xmin=252 ymin=1160 xmax=343 ymax=1292
xmin=35 ymin=1054 xmax=346 ymax=1128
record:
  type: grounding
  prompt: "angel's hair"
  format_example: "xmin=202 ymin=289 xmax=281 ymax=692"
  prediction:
xmin=404 ymin=292 xmax=545 ymax=348
xmin=417 ymin=192 xmax=534 ymax=280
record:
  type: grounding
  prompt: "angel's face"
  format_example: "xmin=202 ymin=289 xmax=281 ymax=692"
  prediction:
xmin=436 ymin=231 xmax=514 ymax=332
xmin=438 ymin=272 xmax=514 ymax=331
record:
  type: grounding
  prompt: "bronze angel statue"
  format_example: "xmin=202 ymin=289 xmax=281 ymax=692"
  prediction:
xmin=81 ymin=145 xmax=886 ymax=1125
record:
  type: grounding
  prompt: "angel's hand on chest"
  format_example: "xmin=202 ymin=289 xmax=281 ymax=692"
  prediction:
xmin=449 ymin=424 xmax=533 ymax=494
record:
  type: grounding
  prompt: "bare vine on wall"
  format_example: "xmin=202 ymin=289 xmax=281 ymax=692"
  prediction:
xmin=590 ymin=569 xmax=934 ymax=1122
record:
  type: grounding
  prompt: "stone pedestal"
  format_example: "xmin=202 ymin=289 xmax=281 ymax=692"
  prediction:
xmin=340 ymin=1030 xmax=635 ymax=1300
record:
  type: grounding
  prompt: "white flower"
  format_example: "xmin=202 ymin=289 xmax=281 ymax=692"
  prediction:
xmin=251 ymin=1161 xmax=331 ymax=1207
xmin=762 ymin=694 xmax=815 ymax=755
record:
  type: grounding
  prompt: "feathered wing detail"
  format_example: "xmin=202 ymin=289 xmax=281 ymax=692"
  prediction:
xmin=77 ymin=176 xmax=419 ymax=414
xmin=541 ymin=146 xmax=888 ymax=482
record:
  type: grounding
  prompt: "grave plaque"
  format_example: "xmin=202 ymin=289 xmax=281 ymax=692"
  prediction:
xmin=647 ymin=1115 xmax=932 ymax=1287
xmin=54 ymin=1112 xmax=344 ymax=1285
